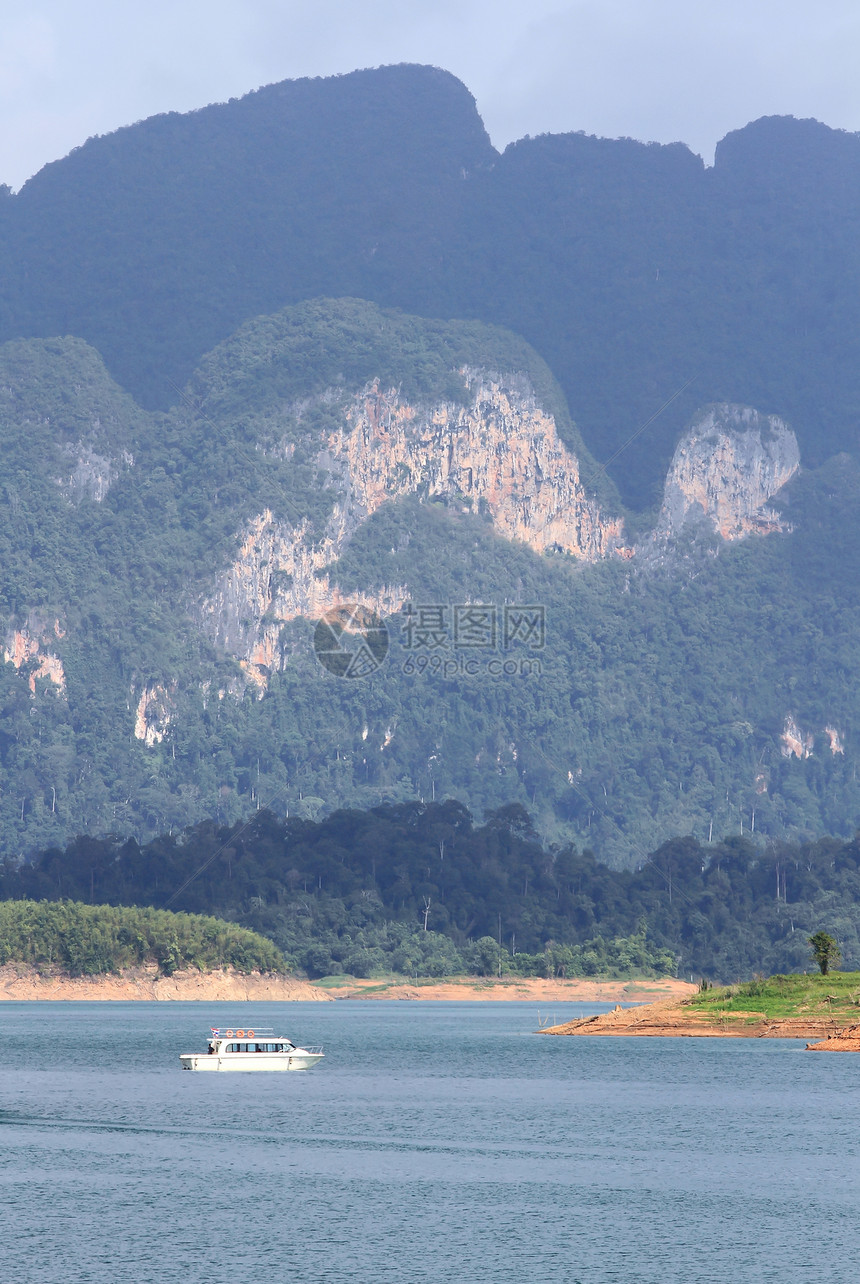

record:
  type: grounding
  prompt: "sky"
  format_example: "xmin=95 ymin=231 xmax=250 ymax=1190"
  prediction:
xmin=2 ymin=0 xmax=860 ymax=190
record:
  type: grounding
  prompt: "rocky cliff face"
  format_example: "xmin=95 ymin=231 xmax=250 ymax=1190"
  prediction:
xmin=655 ymin=404 xmax=800 ymax=542
xmin=199 ymin=371 xmax=624 ymax=685
xmin=199 ymin=507 xmax=408 ymax=689
xmin=199 ymin=388 xmax=805 ymax=686
xmin=327 ymin=372 xmax=620 ymax=558
xmin=3 ymin=615 xmax=66 ymax=694
xmin=58 ymin=443 xmax=132 ymax=503
xmin=780 ymin=715 xmax=845 ymax=760
xmin=132 ymin=682 xmax=175 ymax=746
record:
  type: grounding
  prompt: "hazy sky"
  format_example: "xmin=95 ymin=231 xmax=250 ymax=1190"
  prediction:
xmin=2 ymin=0 xmax=859 ymax=189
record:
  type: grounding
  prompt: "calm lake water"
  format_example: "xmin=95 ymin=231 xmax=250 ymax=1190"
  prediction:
xmin=2 ymin=1000 xmax=859 ymax=1283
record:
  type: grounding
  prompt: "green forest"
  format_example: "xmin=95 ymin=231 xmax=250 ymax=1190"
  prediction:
xmin=0 ymin=899 xmax=284 ymax=976
xmin=4 ymin=803 xmax=859 ymax=982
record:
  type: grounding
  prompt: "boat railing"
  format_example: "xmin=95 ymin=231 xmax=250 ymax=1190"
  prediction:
xmin=209 ymin=1026 xmax=277 ymax=1038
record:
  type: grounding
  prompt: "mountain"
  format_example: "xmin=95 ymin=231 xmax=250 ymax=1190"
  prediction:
xmin=3 ymin=66 xmax=860 ymax=508
xmin=0 ymin=65 xmax=492 ymax=419
xmin=2 ymin=298 xmax=860 ymax=867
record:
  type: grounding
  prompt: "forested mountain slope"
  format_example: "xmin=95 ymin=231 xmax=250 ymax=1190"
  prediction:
xmin=1 ymin=300 xmax=859 ymax=865
xmin=2 ymin=66 xmax=860 ymax=507
xmin=6 ymin=803 xmax=860 ymax=983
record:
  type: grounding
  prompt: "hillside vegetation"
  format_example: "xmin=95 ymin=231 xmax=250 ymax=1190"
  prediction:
xmin=0 ymin=899 xmax=285 ymax=977
xmin=1 ymin=302 xmax=860 ymax=864
xmin=5 ymin=804 xmax=860 ymax=982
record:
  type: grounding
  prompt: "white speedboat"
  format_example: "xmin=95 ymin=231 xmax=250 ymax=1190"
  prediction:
xmin=180 ymin=1026 xmax=324 ymax=1072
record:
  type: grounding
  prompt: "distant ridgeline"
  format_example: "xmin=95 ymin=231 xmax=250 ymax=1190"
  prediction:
xmin=2 ymin=64 xmax=860 ymax=509
xmin=0 ymin=900 xmax=285 ymax=977
xmin=4 ymin=804 xmax=860 ymax=982
xmin=1 ymin=299 xmax=860 ymax=865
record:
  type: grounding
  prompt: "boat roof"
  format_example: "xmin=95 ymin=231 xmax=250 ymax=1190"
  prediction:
xmin=209 ymin=1027 xmax=286 ymax=1038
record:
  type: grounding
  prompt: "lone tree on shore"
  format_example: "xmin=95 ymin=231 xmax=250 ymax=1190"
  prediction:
xmin=808 ymin=931 xmax=841 ymax=975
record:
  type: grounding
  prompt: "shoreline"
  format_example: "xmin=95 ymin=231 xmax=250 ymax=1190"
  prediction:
xmin=540 ymin=995 xmax=860 ymax=1041
xmin=0 ymin=964 xmax=332 ymax=1002
xmin=318 ymin=976 xmax=696 ymax=1003
xmin=0 ymin=966 xmax=694 ymax=1003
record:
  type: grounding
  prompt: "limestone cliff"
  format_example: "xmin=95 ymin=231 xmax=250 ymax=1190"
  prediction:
xmin=326 ymin=372 xmax=620 ymax=558
xmin=132 ymin=682 xmax=175 ymax=746
xmin=58 ymin=443 xmax=132 ymax=503
xmin=655 ymin=404 xmax=799 ymax=542
xmin=3 ymin=615 xmax=66 ymax=694
xmin=199 ymin=506 xmax=407 ymax=689
xmin=780 ymin=714 xmax=814 ymax=760
xmin=780 ymin=715 xmax=845 ymax=759
xmin=200 ymin=370 xmax=624 ymax=685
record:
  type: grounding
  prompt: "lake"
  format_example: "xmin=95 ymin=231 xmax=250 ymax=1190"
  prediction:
xmin=2 ymin=1000 xmax=858 ymax=1283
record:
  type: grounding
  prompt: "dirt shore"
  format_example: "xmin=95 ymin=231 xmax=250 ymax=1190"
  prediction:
xmin=0 ymin=964 xmax=331 ymax=1002
xmin=320 ymin=976 xmax=697 ymax=1002
xmin=0 ymin=967 xmax=696 ymax=1004
xmin=806 ymin=1025 xmax=860 ymax=1051
xmin=540 ymin=996 xmax=856 ymax=1040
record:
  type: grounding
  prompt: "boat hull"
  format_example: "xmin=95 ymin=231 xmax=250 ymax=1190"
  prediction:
xmin=180 ymin=1052 xmax=323 ymax=1072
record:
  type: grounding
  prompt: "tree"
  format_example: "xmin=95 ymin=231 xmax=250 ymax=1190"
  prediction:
xmin=808 ymin=931 xmax=841 ymax=976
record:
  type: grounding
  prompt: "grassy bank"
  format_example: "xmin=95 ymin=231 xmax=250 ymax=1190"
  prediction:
xmin=541 ymin=971 xmax=860 ymax=1038
xmin=688 ymin=972 xmax=860 ymax=1023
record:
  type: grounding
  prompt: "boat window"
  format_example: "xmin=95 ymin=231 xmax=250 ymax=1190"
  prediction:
xmin=222 ymin=1040 xmax=291 ymax=1052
